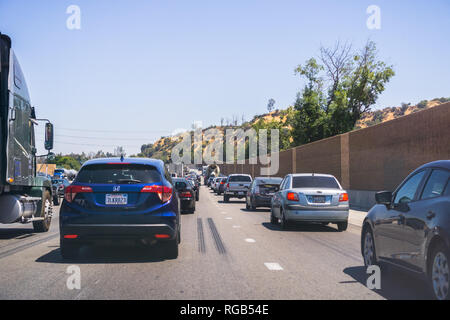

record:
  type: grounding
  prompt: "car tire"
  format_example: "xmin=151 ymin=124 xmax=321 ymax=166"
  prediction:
xmin=428 ymin=242 xmax=450 ymax=300
xmin=362 ymin=225 xmax=377 ymax=267
xmin=270 ymin=208 xmax=278 ymax=225
xmin=33 ymin=190 xmax=52 ymax=233
xmin=280 ymin=209 xmax=289 ymax=230
xmin=53 ymin=195 xmax=60 ymax=206
xmin=337 ymin=221 xmax=348 ymax=232
xmin=223 ymin=195 xmax=229 ymax=203
xmin=162 ymin=238 xmax=179 ymax=259
xmin=60 ymin=241 xmax=80 ymax=260
xmin=245 ymin=199 xmax=250 ymax=210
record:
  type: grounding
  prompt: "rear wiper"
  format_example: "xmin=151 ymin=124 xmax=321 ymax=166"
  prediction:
xmin=115 ymin=179 xmax=142 ymax=184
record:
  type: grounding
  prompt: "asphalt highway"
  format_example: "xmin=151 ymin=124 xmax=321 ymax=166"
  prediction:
xmin=0 ymin=186 xmax=433 ymax=299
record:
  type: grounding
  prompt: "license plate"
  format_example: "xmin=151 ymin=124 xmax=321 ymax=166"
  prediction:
xmin=313 ymin=196 xmax=326 ymax=203
xmin=105 ymin=194 xmax=128 ymax=205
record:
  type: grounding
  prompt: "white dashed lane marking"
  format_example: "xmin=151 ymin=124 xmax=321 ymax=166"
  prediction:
xmin=245 ymin=238 xmax=256 ymax=243
xmin=264 ymin=263 xmax=283 ymax=271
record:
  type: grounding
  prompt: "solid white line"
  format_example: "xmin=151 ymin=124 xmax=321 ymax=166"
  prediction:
xmin=264 ymin=263 xmax=283 ymax=271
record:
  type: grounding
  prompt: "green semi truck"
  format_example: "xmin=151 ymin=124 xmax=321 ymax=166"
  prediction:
xmin=0 ymin=32 xmax=55 ymax=232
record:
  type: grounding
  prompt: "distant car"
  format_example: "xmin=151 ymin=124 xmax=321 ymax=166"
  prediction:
xmin=186 ymin=178 xmax=200 ymax=201
xmin=217 ymin=177 xmax=227 ymax=195
xmin=51 ymin=178 xmax=70 ymax=205
xmin=207 ymin=176 xmax=215 ymax=187
xmin=271 ymin=173 xmax=349 ymax=231
xmin=361 ymin=160 xmax=450 ymax=300
xmin=223 ymin=174 xmax=253 ymax=202
xmin=173 ymin=177 xmax=196 ymax=213
xmin=246 ymin=177 xmax=282 ymax=210
xmin=59 ymin=158 xmax=180 ymax=260
xmin=212 ymin=177 xmax=221 ymax=192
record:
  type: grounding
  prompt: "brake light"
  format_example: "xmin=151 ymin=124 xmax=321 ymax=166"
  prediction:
xmin=141 ymin=185 xmax=173 ymax=203
xmin=155 ymin=234 xmax=170 ymax=239
xmin=226 ymin=183 xmax=230 ymax=189
xmin=287 ymin=192 xmax=299 ymax=201
xmin=339 ymin=193 xmax=349 ymax=202
xmin=63 ymin=234 xmax=78 ymax=239
xmin=180 ymin=191 xmax=192 ymax=198
xmin=64 ymin=185 xmax=93 ymax=203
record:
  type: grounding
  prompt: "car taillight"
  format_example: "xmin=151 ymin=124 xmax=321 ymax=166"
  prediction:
xmin=220 ymin=181 xmax=225 ymax=185
xmin=287 ymin=192 xmax=299 ymax=201
xmin=226 ymin=183 xmax=230 ymax=189
xmin=180 ymin=191 xmax=192 ymax=198
xmin=339 ymin=193 xmax=349 ymax=202
xmin=141 ymin=185 xmax=173 ymax=203
xmin=64 ymin=185 xmax=93 ymax=203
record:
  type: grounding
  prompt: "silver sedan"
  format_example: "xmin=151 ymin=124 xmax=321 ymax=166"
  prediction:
xmin=271 ymin=173 xmax=349 ymax=231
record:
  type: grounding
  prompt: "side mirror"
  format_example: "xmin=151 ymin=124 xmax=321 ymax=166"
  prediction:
xmin=46 ymin=152 xmax=55 ymax=162
xmin=375 ymin=191 xmax=392 ymax=205
xmin=44 ymin=123 xmax=54 ymax=151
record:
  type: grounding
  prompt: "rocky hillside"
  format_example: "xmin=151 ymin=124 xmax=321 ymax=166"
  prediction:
xmin=138 ymin=97 xmax=449 ymax=161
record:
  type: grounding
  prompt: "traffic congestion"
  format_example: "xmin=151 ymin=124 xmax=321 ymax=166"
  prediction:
xmin=1 ymin=1 xmax=449 ymax=309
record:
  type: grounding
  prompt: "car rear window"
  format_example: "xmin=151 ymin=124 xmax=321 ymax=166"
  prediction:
xmin=256 ymin=178 xmax=282 ymax=185
xmin=292 ymin=176 xmax=340 ymax=189
xmin=229 ymin=175 xmax=252 ymax=182
xmin=76 ymin=164 xmax=161 ymax=184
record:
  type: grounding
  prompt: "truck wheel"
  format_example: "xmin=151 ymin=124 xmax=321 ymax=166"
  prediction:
xmin=33 ymin=190 xmax=52 ymax=233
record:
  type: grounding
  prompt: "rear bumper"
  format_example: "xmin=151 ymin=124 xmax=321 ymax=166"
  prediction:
xmin=254 ymin=195 xmax=273 ymax=207
xmin=61 ymin=223 xmax=177 ymax=243
xmin=285 ymin=205 xmax=348 ymax=222
xmin=224 ymin=191 xmax=247 ymax=198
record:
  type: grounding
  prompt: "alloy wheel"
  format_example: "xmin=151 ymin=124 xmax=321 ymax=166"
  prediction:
xmin=432 ymin=252 xmax=449 ymax=300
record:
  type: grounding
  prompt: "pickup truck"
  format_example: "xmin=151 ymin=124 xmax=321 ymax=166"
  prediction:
xmin=223 ymin=174 xmax=253 ymax=202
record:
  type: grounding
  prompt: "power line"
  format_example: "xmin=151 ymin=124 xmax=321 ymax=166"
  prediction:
xmin=55 ymin=127 xmax=172 ymax=134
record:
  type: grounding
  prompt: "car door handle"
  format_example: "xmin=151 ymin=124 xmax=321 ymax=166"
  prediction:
xmin=427 ymin=211 xmax=436 ymax=220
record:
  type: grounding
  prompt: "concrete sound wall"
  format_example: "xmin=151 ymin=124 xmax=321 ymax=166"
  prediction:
xmin=217 ymin=102 xmax=450 ymax=209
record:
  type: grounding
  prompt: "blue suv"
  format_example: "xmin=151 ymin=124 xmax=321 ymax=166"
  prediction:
xmin=59 ymin=158 xmax=180 ymax=259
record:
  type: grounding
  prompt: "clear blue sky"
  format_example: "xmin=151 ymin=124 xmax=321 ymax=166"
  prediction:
xmin=1 ymin=0 xmax=449 ymax=155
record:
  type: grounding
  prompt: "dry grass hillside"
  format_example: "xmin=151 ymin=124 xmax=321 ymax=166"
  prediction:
xmin=139 ymin=97 xmax=449 ymax=161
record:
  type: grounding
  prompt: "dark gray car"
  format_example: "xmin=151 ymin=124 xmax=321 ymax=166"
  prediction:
xmin=361 ymin=160 xmax=450 ymax=300
xmin=246 ymin=177 xmax=282 ymax=210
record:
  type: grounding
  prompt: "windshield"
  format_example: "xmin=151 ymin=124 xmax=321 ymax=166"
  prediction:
xmin=75 ymin=164 xmax=161 ymax=184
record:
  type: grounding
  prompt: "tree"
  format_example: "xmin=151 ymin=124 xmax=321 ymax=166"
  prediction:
xmin=291 ymin=41 xmax=394 ymax=145
xmin=114 ymin=146 xmax=126 ymax=157
xmin=267 ymin=98 xmax=276 ymax=113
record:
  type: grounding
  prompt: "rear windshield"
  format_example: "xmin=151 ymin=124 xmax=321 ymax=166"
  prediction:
xmin=76 ymin=164 xmax=161 ymax=184
xmin=229 ymin=175 xmax=252 ymax=182
xmin=256 ymin=178 xmax=282 ymax=185
xmin=292 ymin=176 xmax=340 ymax=189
